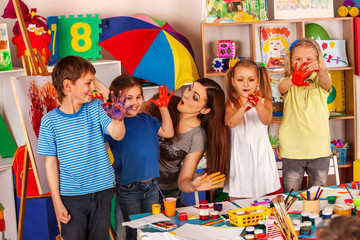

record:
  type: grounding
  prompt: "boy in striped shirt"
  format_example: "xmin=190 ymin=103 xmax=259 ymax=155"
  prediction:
xmin=37 ymin=56 xmax=127 ymax=240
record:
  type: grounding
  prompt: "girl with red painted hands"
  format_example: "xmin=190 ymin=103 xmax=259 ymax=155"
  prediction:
xmin=223 ymin=59 xmax=281 ymax=199
xmin=104 ymin=75 xmax=174 ymax=240
xmin=278 ymin=38 xmax=331 ymax=193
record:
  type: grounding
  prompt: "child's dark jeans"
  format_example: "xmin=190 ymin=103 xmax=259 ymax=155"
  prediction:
xmin=117 ymin=178 xmax=159 ymax=240
xmin=60 ymin=188 xmax=114 ymax=240
xmin=282 ymin=156 xmax=330 ymax=193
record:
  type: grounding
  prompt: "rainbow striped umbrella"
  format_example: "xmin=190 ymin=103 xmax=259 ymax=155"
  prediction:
xmin=99 ymin=14 xmax=199 ymax=90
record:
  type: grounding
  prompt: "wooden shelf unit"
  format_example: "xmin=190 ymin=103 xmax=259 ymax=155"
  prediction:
xmin=201 ymin=18 xmax=356 ymax=179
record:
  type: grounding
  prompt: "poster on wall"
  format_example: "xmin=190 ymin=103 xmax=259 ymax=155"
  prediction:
xmin=317 ymin=40 xmax=349 ymax=68
xmin=269 ymin=73 xmax=284 ymax=116
xmin=260 ymin=27 xmax=291 ymax=69
xmin=0 ymin=23 xmax=12 ymax=71
xmin=274 ymin=0 xmax=334 ymax=20
xmin=202 ymin=0 xmax=268 ymax=23
xmin=11 ymin=75 xmax=60 ymax=194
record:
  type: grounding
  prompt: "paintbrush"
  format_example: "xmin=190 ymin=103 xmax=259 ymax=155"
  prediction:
xmin=286 ymin=195 xmax=298 ymax=211
xmin=274 ymin=221 xmax=290 ymax=240
xmin=277 ymin=195 xmax=299 ymax=240
xmin=271 ymin=208 xmax=289 ymax=240
xmin=342 ymin=180 xmax=354 ymax=199
xmin=297 ymin=191 xmax=306 ymax=200
xmin=284 ymin=188 xmax=294 ymax=205
xmin=273 ymin=199 xmax=291 ymax=240
xmin=315 ymin=189 xmax=323 ymax=200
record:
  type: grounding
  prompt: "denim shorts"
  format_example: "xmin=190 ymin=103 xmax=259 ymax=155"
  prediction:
xmin=116 ymin=178 xmax=159 ymax=240
xmin=282 ymin=156 xmax=330 ymax=193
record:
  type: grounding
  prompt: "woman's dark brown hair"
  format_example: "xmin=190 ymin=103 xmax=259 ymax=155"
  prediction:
xmin=149 ymin=78 xmax=229 ymax=175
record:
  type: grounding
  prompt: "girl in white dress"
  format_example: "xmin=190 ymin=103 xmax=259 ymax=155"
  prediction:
xmin=223 ymin=59 xmax=281 ymax=199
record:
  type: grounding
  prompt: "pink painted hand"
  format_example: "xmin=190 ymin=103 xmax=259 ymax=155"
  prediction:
xmin=101 ymin=91 xmax=130 ymax=121
xmin=291 ymin=62 xmax=313 ymax=87
xmin=149 ymin=85 xmax=174 ymax=107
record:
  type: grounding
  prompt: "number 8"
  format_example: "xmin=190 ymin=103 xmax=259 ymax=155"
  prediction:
xmin=70 ymin=22 xmax=92 ymax=52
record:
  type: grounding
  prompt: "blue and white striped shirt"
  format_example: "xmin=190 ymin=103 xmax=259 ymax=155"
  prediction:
xmin=37 ymin=99 xmax=115 ymax=196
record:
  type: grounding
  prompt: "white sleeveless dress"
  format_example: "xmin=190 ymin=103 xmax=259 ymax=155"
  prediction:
xmin=223 ymin=101 xmax=281 ymax=198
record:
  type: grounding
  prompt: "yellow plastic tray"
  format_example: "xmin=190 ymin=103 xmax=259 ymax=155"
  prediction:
xmin=228 ymin=206 xmax=271 ymax=227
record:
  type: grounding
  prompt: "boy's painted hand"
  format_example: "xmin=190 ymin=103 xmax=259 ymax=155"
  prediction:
xmin=149 ymin=85 xmax=174 ymax=107
xmin=101 ymin=91 xmax=130 ymax=121
xmin=291 ymin=62 xmax=313 ymax=87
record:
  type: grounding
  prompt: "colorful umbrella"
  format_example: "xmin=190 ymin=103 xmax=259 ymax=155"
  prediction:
xmin=99 ymin=14 xmax=199 ymax=90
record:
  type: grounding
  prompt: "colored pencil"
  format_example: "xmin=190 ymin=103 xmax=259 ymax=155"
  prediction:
xmin=201 ymin=218 xmax=224 ymax=226
xmin=307 ymin=190 xmax=311 ymax=201
xmin=314 ymin=187 xmax=321 ymax=200
xmin=342 ymin=180 xmax=354 ymax=199
xmin=198 ymin=217 xmax=223 ymax=225
xmin=297 ymin=191 xmax=306 ymax=200
xmin=315 ymin=189 xmax=323 ymax=200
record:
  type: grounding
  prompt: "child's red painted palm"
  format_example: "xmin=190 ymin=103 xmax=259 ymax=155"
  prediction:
xmin=101 ymin=91 xmax=130 ymax=121
xmin=149 ymin=85 xmax=174 ymax=107
xmin=292 ymin=62 xmax=313 ymax=87
xmin=245 ymin=90 xmax=260 ymax=111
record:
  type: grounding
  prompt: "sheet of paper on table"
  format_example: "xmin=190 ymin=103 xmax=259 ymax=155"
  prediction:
xmin=122 ymin=213 xmax=171 ymax=228
xmin=172 ymin=223 xmax=244 ymax=240
xmin=176 ymin=201 xmax=237 ymax=216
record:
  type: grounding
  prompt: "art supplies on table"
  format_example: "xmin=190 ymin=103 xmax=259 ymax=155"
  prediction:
xmin=150 ymin=221 xmax=178 ymax=231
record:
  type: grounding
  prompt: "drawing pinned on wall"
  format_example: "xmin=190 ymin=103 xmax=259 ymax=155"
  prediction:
xmin=202 ymin=0 xmax=268 ymax=23
xmin=11 ymin=75 xmax=60 ymax=194
xmin=269 ymin=73 xmax=284 ymax=116
xmin=316 ymin=40 xmax=349 ymax=68
xmin=0 ymin=23 xmax=12 ymax=71
xmin=260 ymin=27 xmax=290 ymax=69
xmin=274 ymin=0 xmax=334 ymax=20
xmin=327 ymin=71 xmax=345 ymax=114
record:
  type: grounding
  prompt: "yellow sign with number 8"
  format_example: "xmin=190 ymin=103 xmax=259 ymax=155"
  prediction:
xmin=70 ymin=22 xmax=92 ymax=52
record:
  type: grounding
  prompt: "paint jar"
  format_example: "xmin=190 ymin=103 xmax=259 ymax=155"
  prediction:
xmin=292 ymin=219 xmax=301 ymax=226
xmin=152 ymin=204 xmax=161 ymax=214
xmin=211 ymin=211 xmax=219 ymax=219
xmin=331 ymin=214 xmax=341 ymax=219
xmin=294 ymin=225 xmax=300 ymax=235
xmin=254 ymin=229 xmax=263 ymax=237
xmin=324 ymin=206 xmax=334 ymax=213
xmin=244 ymin=234 xmax=255 ymax=239
xmin=178 ymin=212 xmax=188 ymax=221
xmin=322 ymin=210 xmax=332 ymax=220
xmin=213 ymin=203 xmax=223 ymax=212
xmin=256 ymin=209 xmax=265 ymax=213
xmin=327 ymin=196 xmax=337 ymax=204
xmin=314 ymin=216 xmax=323 ymax=228
xmin=300 ymin=221 xmax=312 ymax=235
xmin=334 ymin=203 xmax=352 ymax=216
xmin=236 ymin=210 xmax=246 ymax=216
xmin=258 ymin=219 xmax=266 ymax=230
xmin=301 ymin=211 xmax=310 ymax=222
xmin=257 ymin=233 xmax=267 ymax=240
xmin=309 ymin=213 xmax=319 ymax=225
xmin=246 ymin=226 xmax=255 ymax=235
xmin=199 ymin=200 xmax=210 ymax=221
